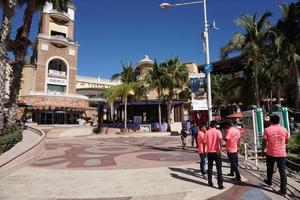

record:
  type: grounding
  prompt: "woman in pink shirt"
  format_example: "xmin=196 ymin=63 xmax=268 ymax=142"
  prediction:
xmin=261 ymin=115 xmax=289 ymax=196
xmin=197 ymin=124 xmax=207 ymax=176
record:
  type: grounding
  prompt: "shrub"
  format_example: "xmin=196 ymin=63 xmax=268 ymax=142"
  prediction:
xmin=0 ymin=124 xmax=23 ymax=155
xmin=288 ymin=132 xmax=300 ymax=155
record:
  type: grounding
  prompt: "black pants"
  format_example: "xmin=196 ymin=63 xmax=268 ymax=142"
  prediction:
xmin=207 ymin=153 xmax=223 ymax=188
xmin=227 ymin=152 xmax=241 ymax=180
xmin=266 ymin=155 xmax=287 ymax=194
xmin=191 ymin=134 xmax=198 ymax=147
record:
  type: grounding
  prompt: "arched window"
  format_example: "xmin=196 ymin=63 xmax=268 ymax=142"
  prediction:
xmin=48 ymin=59 xmax=67 ymax=76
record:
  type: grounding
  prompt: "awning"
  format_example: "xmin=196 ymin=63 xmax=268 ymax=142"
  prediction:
xmin=226 ymin=112 xmax=243 ymax=119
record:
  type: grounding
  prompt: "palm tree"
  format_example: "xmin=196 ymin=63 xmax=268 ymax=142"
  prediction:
xmin=161 ymin=57 xmax=188 ymax=129
xmin=110 ymin=63 xmax=138 ymax=131
xmin=274 ymin=2 xmax=300 ymax=108
xmin=0 ymin=0 xmax=18 ymax=134
xmin=6 ymin=0 xmax=71 ymax=126
xmin=211 ymin=75 xmax=229 ymax=113
xmin=144 ymin=60 xmax=165 ymax=127
xmin=221 ymin=12 xmax=272 ymax=106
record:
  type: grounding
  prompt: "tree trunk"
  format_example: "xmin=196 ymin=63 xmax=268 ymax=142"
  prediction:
xmin=167 ymin=99 xmax=172 ymax=131
xmin=276 ymin=85 xmax=281 ymax=104
xmin=158 ymin=103 xmax=162 ymax=129
xmin=7 ymin=0 xmax=34 ymax=126
xmin=0 ymin=0 xmax=18 ymax=134
xmin=270 ymin=90 xmax=273 ymax=110
xmin=110 ymin=103 xmax=114 ymax=121
xmin=124 ymin=93 xmax=128 ymax=132
xmin=294 ymin=67 xmax=300 ymax=109
xmin=157 ymin=90 xmax=162 ymax=130
xmin=254 ymin=75 xmax=260 ymax=107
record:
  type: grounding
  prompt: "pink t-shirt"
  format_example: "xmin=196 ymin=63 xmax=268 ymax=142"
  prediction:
xmin=205 ymin=128 xmax=222 ymax=153
xmin=197 ymin=130 xmax=207 ymax=153
xmin=263 ymin=124 xmax=289 ymax=157
xmin=225 ymin=127 xmax=241 ymax=153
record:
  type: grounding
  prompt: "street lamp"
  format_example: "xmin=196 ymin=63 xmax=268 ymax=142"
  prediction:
xmin=160 ymin=0 xmax=216 ymax=122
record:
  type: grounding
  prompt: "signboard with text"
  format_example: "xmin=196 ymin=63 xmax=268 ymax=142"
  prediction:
xmin=47 ymin=77 xmax=67 ymax=86
xmin=189 ymin=73 xmax=208 ymax=110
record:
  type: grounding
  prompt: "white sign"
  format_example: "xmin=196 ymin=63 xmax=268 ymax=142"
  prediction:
xmin=140 ymin=124 xmax=151 ymax=132
xmin=47 ymin=77 xmax=67 ymax=86
xmin=189 ymin=73 xmax=208 ymax=110
xmin=243 ymin=110 xmax=256 ymax=146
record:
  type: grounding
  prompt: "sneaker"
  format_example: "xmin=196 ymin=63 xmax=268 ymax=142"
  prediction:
xmin=202 ymin=175 xmax=207 ymax=180
xmin=218 ymin=185 xmax=224 ymax=190
xmin=232 ymin=177 xmax=242 ymax=183
xmin=263 ymin=179 xmax=272 ymax=187
xmin=278 ymin=190 xmax=288 ymax=198
xmin=208 ymin=183 xmax=214 ymax=187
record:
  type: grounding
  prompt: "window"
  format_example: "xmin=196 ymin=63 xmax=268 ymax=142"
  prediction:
xmin=51 ymin=30 xmax=66 ymax=38
xmin=48 ymin=84 xmax=65 ymax=93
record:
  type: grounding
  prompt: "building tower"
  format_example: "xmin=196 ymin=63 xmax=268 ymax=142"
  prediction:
xmin=31 ymin=2 xmax=78 ymax=93
xmin=19 ymin=2 xmax=89 ymax=124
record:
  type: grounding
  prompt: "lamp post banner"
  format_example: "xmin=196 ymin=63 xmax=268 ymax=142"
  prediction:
xmin=189 ymin=73 xmax=208 ymax=110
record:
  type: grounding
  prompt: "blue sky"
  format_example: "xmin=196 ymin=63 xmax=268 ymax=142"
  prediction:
xmin=4 ymin=0 xmax=295 ymax=78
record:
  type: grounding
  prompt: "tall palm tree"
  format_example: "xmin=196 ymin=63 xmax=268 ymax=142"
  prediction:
xmin=144 ymin=60 xmax=165 ymax=127
xmin=274 ymin=2 xmax=300 ymax=108
xmin=221 ymin=12 xmax=272 ymax=106
xmin=0 ymin=0 xmax=18 ymax=134
xmin=161 ymin=57 xmax=188 ymax=129
xmin=110 ymin=63 xmax=138 ymax=131
xmin=7 ymin=0 xmax=71 ymax=126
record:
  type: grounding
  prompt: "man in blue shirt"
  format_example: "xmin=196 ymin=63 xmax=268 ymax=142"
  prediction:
xmin=190 ymin=122 xmax=198 ymax=148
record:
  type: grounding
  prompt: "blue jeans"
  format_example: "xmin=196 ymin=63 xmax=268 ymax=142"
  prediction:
xmin=199 ymin=153 xmax=207 ymax=175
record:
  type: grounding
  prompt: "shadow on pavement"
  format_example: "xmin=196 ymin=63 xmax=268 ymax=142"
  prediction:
xmin=170 ymin=173 xmax=208 ymax=187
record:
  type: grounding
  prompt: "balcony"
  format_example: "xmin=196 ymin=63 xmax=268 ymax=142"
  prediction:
xmin=38 ymin=34 xmax=78 ymax=47
xmin=48 ymin=69 xmax=67 ymax=78
xmin=49 ymin=10 xmax=70 ymax=23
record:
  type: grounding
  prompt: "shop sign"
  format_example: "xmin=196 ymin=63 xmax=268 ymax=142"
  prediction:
xmin=47 ymin=77 xmax=67 ymax=86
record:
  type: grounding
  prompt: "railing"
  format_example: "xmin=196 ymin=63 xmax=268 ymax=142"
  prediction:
xmin=38 ymin=34 xmax=77 ymax=45
xmin=29 ymin=91 xmax=89 ymax=100
xmin=49 ymin=10 xmax=70 ymax=21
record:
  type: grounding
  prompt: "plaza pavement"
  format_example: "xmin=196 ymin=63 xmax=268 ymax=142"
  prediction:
xmin=0 ymin=126 xmax=299 ymax=200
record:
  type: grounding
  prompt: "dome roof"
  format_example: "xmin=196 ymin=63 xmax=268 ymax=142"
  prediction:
xmin=137 ymin=55 xmax=154 ymax=67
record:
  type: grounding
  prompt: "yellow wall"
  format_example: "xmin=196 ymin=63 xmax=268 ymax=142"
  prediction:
xmin=49 ymin=22 xmax=69 ymax=37
xmin=20 ymin=65 xmax=36 ymax=96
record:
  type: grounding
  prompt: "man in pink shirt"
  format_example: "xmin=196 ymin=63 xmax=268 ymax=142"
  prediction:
xmin=197 ymin=124 xmax=207 ymax=176
xmin=224 ymin=120 xmax=241 ymax=182
xmin=262 ymin=115 xmax=289 ymax=196
xmin=205 ymin=121 xmax=224 ymax=189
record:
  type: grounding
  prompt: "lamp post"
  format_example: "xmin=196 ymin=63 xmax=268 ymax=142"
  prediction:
xmin=160 ymin=0 xmax=215 ymax=122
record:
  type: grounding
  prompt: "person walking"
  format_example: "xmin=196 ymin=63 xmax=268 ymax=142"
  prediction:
xmin=224 ymin=120 xmax=241 ymax=182
xmin=197 ymin=124 xmax=207 ymax=177
xmin=190 ymin=122 xmax=198 ymax=148
xmin=261 ymin=115 xmax=289 ymax=196
xmin=180 ymin=127 xmax=188 ymax=150
xmin=205 ymin=121 xmax=224 ymax=189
